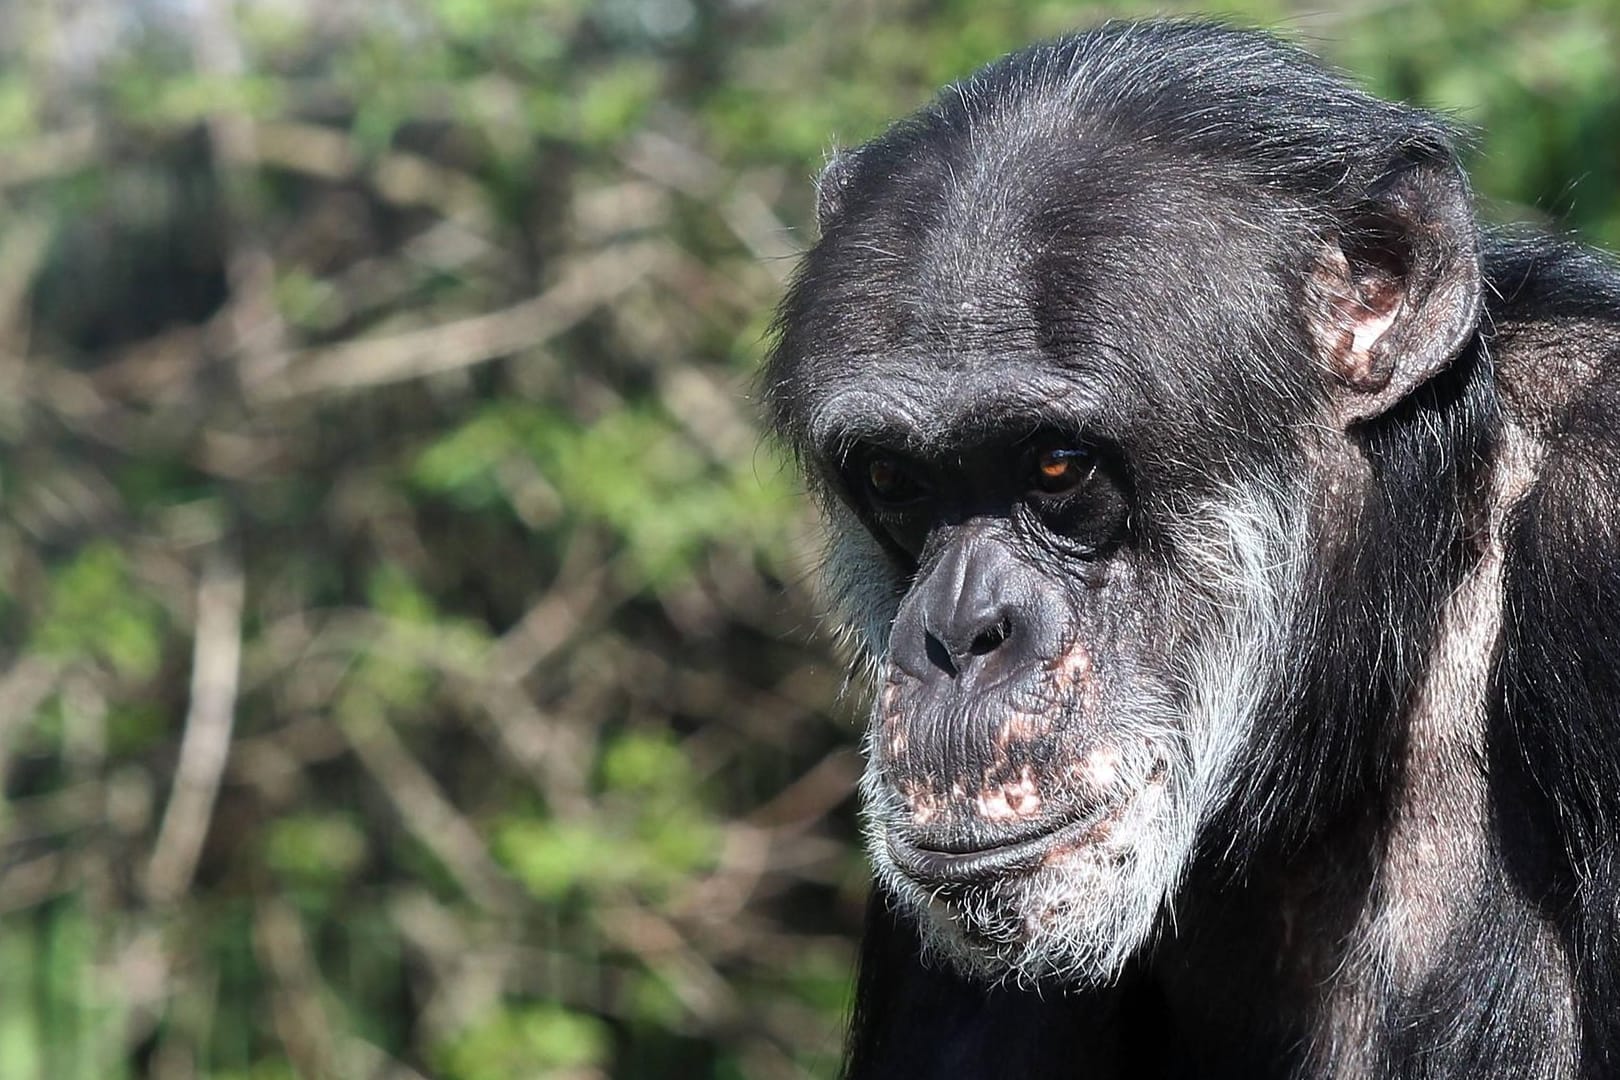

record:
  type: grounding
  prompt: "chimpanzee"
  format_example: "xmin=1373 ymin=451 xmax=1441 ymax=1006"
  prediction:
xmin=763 ymin=18 xmax=1620 ymax=1080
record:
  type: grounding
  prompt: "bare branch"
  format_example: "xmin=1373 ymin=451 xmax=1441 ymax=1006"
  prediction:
xmin=337 ymin=705 xmax=519 ymax=913
xmin=146 ymin=551 xmax=245 ymax=904
xmin=252 ymin=242 xmax=668 ymax=400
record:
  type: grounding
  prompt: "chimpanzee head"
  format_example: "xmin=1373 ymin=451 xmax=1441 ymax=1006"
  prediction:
xmin=765 ymin=21 xmax=1486 ymax=984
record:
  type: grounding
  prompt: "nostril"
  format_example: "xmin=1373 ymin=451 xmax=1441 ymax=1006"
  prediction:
xmin=920 ymin=613 xmax=1013 ymax=677
xmin=969 ymin=616 xmax=1013 ymax=657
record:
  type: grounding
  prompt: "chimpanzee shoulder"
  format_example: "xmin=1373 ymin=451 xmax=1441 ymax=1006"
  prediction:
xmin=1482 ymin=231 xmax=1620 ymax=1068
xmin=1487 ymin=235 xmax=1620 ymax=439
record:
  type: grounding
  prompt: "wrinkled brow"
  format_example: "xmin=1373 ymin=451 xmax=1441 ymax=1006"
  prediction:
xmin=806 ymin=368 xmax=1109 ymax=463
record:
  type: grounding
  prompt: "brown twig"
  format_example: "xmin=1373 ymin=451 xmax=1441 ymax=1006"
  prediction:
xmin=188 ymin=0 xmax=287 ymax=375
xmin=254 ymin=895 xmax=341 ymax=1080
xmin=253 ymin=119 xmax=494 ymax=233
xmin=146 ymin=551 xmax=245 ymax=904
xmin=337 ymin=704 xmax=519 ymax=913
xmin=253 ymin=242 xmax=668 ymax=400
xmin=0 ymin=657 xmax=58 ymax=779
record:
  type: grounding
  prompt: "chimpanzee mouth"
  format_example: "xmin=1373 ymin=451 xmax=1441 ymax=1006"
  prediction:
xmin=887 ymin=799 xmax=1131 ymax=887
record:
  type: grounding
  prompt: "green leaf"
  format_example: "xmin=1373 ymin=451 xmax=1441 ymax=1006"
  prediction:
xmin=34 ymin=544 xmax=165 ymax=680
xmin=265 ymin=814 xmax=369 ymax=888
xmin=600 ymin=730 xmax=689 ymax=795
xmin=437 ymin=1004 xmax=610 ymax=1078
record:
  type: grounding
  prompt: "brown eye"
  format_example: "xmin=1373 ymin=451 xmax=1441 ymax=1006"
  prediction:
xmin=865 ymin=455 xmax=923 ymax=504
xmin=1032 ymin=446 xmax=1093 ymax=495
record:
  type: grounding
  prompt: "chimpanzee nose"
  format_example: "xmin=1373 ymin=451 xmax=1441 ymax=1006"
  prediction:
xmin=891 ymin=528 xmax=1055 ymax=686
xmin=925 ymin=600 xmax=1015 ymax=676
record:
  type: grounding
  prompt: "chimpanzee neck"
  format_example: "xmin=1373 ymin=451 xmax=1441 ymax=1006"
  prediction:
xmin=1143 ymin=296 xmax=1590 ymax=1077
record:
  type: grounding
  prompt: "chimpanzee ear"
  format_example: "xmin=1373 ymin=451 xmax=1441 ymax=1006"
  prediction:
xmin=1307 ymin=150 xmax=1483 ymax=424
xmin=816 ymin=146 xmax=862 ymax=234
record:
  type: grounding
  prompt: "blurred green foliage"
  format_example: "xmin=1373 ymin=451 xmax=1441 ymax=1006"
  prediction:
xmin=0 ymin=0 xmax=1615 ymax=1077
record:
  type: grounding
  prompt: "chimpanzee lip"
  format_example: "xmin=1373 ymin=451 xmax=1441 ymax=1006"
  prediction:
xmin=887 ymin=800 xmax=1126 ymax=887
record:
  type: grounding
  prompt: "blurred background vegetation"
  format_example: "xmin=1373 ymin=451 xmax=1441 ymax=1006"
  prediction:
xmin=0 ymin=0 xmax=1615 ymax=1077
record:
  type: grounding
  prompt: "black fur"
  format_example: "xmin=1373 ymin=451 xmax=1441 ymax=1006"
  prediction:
xmin=765 ymin=20 xmax=1620 ymax=1079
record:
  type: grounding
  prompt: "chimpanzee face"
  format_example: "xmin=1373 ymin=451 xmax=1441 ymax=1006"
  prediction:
xmin=766 ymin=64 xmax=1480 ymax=979
xmin=771 ymin=157 xmax=1322 ymax=979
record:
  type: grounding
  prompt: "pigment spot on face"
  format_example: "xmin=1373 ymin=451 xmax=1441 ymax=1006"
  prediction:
xmin=994 ymin=708 xmax=1050 ymax=750
xmin=901 ymin=780 xmax=943 ymax=825
xmin=1076 ymin=745 xmax=1124 ymax=793
xmin=1049 ymin=640 xmax=1092 ymax=691
xmin=975 ymin=765 xmax=1043 ymax=822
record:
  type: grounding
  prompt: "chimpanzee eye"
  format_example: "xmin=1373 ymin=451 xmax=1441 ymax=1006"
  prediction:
xmin=864 ymin=454 xmax=927 ymax=506
xmin=1029 ymin=445 xmax=1094 ymax=495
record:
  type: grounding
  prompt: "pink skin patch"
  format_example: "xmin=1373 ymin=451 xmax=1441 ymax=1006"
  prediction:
xmin=975 ymin=765 xmax=1043 ymax=822
xmin=1049 ymin=641 xmax=1092 ymax=691
xmin=994 ymin=709 xmax=1049 ymax=749
xmin=900 ymin=781 xmax=943 ymax=825
xmin=1076 ymin=746 xmax=1123 ymax=793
